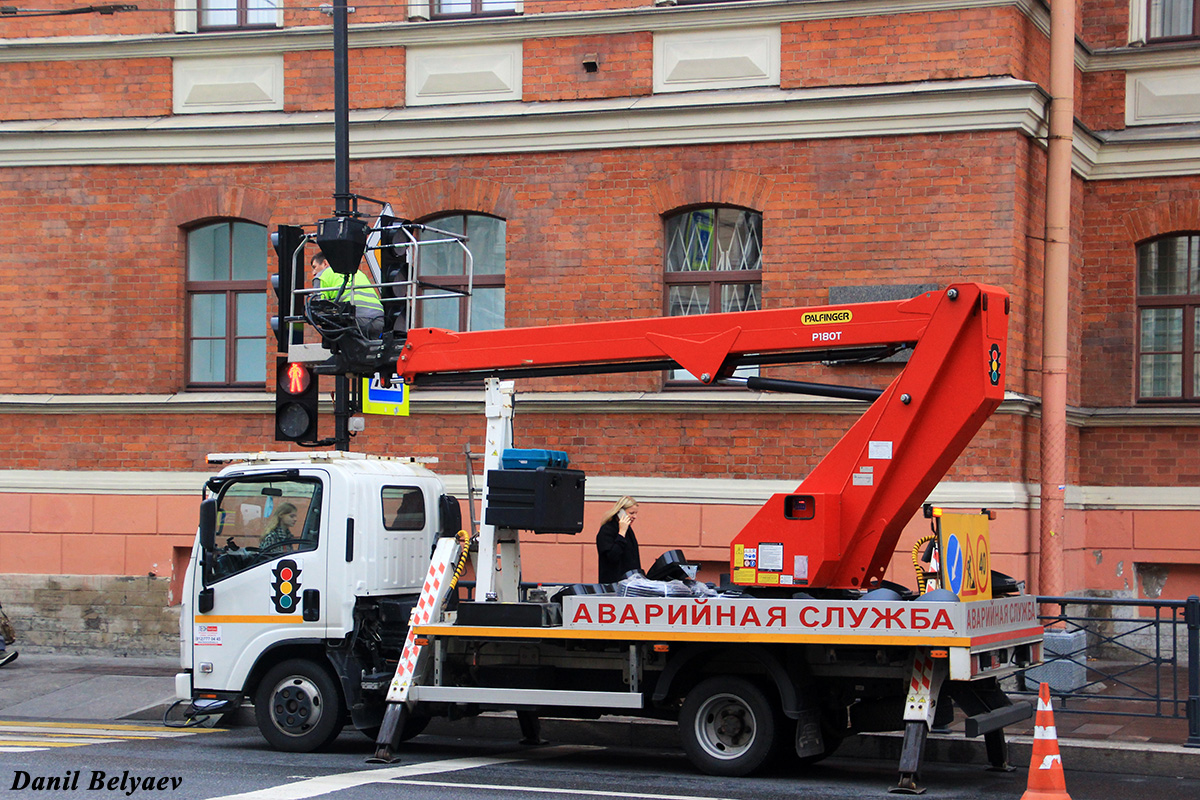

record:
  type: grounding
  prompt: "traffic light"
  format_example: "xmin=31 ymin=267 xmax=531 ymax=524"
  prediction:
xmin=377 ymin=212 xmax=411 ymax=333
xmin=270 ymin=225 xmax=305 ymax=353
xmin=269 ymin=559 xmax=302 ymax=614
xmin=275 ymin=357 xmax=319 ymax=443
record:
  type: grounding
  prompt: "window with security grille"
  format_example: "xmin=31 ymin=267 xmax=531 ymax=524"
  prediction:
xmin=1147 ymin=0 xmax=1199 ymax=40
xmin=198 ymin=0 xmax=277 ymax=29
xmin=663 ymin=207 xmax=763 ymax=381
xmin=186 ymin=220 xmax=268 ymax=388
xmin=1136 ymin=234 xmax=1200 ymax=402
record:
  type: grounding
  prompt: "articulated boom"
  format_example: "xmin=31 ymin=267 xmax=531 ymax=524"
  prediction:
xmin=395 ymin=283 xmax=1009 ymax=592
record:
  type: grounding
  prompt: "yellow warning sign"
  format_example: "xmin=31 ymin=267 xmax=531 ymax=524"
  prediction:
xmin=937 ymin=512 xmax=992 ymax=602
xmin=733 ymin=568 xmax=757 ymax=584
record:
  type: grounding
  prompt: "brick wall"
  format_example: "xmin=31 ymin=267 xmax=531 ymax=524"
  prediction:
xmin=781 ymin=8 xmax=1048 ymax=89
xmin=1082 ymin=71 xmax=1126 ymax=132
xmin=0 ymin=0 xmax=174 ymax=38
xmin=1080 ymin=180 xmax=1200 ymax=407
xmin=0 ymin=132 xmax=1039 ymax=396
xmin=1080 ymin=427 xmax=1200 ymax=486
xmin=523 ymin=33 xmax=652 ymax=101
xmin=0 ymin=59 xmax=172 ymax=121
xmin=1082 ymin=0 xmax=1132 ymax=49
xmin=284 ymin=47 xmax=408 ymax=113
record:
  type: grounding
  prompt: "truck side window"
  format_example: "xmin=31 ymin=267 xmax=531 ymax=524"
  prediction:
xmin=382 ymin=487 xmax=426 ymax=531
xmin=210 ymin=478 xmax=323 ymax=580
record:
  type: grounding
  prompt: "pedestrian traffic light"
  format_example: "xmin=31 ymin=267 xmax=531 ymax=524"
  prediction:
xmin=270 ymin=225 xmax=305 ymax=353
xmin=275 ymin=357 xmax=318 ymax=443
xmin=377 ymin=212 xmax=411 ymax=333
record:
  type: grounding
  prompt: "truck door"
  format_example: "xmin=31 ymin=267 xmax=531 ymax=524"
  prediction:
xmin=371 ymin=485 xmax=437 ymax=592
xmin=191 ymin=474 xmax=328 ymax=690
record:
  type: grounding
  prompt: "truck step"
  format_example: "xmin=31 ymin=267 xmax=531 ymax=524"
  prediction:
xmin=408 ymin=685 xmax=643 ymax=709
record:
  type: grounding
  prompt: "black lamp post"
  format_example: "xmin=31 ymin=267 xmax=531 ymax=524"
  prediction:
xmin=325 ymin=0 xmax=358 ymax=451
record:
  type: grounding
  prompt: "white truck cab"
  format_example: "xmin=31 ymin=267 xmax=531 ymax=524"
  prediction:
xmin=176 ymin=452 xmax=457 ymax=750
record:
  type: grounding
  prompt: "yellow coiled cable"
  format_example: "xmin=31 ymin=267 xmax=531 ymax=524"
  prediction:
xmin=911 ymin=534 xmax=936 ymax=594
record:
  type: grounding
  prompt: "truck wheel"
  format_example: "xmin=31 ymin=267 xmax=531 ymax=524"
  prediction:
xmin=254 ymin=659 xmax=345 ymax=752
xmin=680 ymin=676 xmax=777 ymax=777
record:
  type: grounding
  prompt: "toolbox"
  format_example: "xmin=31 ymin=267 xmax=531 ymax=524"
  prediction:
xmin=485 ymin=467 xmax=585 ymax=534
xmin=500 ymin=448 xmax=571 ymax=470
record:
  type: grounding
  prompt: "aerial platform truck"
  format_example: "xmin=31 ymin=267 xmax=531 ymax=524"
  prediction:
xmin=179 ymin=226 xmax=1041 ymax=793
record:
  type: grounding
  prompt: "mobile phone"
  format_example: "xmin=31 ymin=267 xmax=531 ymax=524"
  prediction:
xmin=618 ymin=510 xmax=630 ymax=523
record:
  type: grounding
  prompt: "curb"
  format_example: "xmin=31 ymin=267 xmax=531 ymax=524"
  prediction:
xmin=422 ymin=712 xmax=1200 ymax=779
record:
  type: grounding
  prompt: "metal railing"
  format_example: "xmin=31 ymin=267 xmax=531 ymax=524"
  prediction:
xmin=1013 ymin=594 xmax=1200 ymax=746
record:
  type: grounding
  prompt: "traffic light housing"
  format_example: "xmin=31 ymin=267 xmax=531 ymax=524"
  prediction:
xmin=377 ymin=212 xmax=411 ymax=333
xmin=275 ymin=357 xmax=319 ymax=443
xmin=270 ymin=225 xmax=306 ymax=354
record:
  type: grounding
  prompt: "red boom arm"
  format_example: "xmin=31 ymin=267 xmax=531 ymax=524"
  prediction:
xmin=396 ymin=283 xmax=1009 ymax=591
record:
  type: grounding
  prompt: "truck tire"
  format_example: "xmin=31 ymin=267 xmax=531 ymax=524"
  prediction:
xmin=679 ymin=676 xmax=778 ymax=777
xmin=255 ymin=659 xmax=345 ymax=752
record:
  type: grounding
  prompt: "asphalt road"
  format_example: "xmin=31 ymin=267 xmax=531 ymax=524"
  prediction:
xmin=2 ymin=721 xmax=1197 ymax=800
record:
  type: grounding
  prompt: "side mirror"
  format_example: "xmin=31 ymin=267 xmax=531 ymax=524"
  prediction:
xmin=199 ymin=498 xmax=218 ymax=553
xmin=439 ymin=494 xmax=463 ymax=538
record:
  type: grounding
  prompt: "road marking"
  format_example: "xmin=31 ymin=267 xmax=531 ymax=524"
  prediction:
xmin=390 ymin=779 xmax=741 ymax=800
xmin=0 ymin=719 xmax=219 ymax=752
xmin=207 ymin=745 xmax=599 ymax=800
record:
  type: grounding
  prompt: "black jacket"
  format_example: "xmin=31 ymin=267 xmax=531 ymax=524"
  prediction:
xmin=596 ymin=518 xmax=641 ymax=583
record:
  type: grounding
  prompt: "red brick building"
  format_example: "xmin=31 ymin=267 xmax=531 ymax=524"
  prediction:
xmin=0 ymin=0 xmax=1197 ymax=651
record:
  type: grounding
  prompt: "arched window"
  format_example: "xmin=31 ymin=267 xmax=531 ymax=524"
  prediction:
xmin=663 ymin=206 xmax=762 ymax=380
xmin=186 ymin=220 xmax=268 ymax=388
xmin=1136 ymin=234 xmax=1200 ymax=402
xmin=416 ymin=213 xmax=505 ymax=332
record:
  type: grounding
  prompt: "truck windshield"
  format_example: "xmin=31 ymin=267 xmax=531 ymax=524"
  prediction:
xmin=210 ymin=477 xmax=323 ymax=581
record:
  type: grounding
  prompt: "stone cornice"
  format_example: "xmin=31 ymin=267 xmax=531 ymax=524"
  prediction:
xmin=0 ymin=78 xmax=1048 ymax=167
xmin=0 ymin=469 xmax=1192 ymax=510
xmin=3 ymin=389 xmax=1197 ymax=426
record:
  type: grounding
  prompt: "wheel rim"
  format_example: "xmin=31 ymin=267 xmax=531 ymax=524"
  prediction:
xmin=693 ymin=692 xmax=757 ymax=761
xmin=268 ymin=675 xmax=324 ymax=737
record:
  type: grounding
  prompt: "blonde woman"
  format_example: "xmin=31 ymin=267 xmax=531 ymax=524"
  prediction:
xmin=260 ymin=502 xmax=299 ymax=553
xmin=596 ymin=496 xmax=642 ymax=583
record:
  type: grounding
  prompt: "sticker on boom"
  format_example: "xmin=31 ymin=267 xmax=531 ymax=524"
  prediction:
xmin=802 ymin=309 xmax=852 ymax=325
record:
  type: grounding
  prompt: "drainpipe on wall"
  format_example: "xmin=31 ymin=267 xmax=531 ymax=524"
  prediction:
xmin=1039 ymin=0 xmax=1075 ymax=603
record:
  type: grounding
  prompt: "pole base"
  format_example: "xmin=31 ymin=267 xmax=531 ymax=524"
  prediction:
xmin=889 ymin=774 xmax=926 ymax=795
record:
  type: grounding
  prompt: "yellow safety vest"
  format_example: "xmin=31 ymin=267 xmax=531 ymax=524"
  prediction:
xmin=317 ymin=269 xmax=384 ymax=314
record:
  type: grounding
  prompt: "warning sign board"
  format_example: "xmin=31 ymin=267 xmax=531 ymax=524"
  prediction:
xmin=937 ymin=512 xmax=992 ymax=602
xmin=362 ymin=375 xmax=410 ymax=416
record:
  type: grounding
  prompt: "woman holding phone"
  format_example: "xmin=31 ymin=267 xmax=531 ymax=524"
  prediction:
xmin=596 ymin=496 xmax=642 ymax=583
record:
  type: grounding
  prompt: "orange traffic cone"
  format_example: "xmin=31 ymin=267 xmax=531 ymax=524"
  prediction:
xmin=1020 ymin=682 xmax=1072 ymax=800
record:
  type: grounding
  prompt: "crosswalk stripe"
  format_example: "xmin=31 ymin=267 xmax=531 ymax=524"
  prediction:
xmin=0 ymin=718 xmax=221 ymax=752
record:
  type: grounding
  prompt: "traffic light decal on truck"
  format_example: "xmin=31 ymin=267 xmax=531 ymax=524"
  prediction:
xmin=270 ymin=560 xmax=302 ymax=613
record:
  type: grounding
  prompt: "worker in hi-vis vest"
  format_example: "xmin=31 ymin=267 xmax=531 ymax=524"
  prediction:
xmin=310 ymin=250 xmax=385 ymax=337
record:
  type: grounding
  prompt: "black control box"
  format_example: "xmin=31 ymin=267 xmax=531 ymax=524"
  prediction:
xmin=485 ymin=467 xmax=586 ymax=534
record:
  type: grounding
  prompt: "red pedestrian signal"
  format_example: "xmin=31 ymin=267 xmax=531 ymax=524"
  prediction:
xmin=282 ymin=361 xmax=312 ymax=395
xmin=275 ymin=358 xmax=318 ymax=443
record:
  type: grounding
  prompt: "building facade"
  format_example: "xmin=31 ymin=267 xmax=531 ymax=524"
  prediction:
xmin=0 ymin=0 xmax=1196 ymax=652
